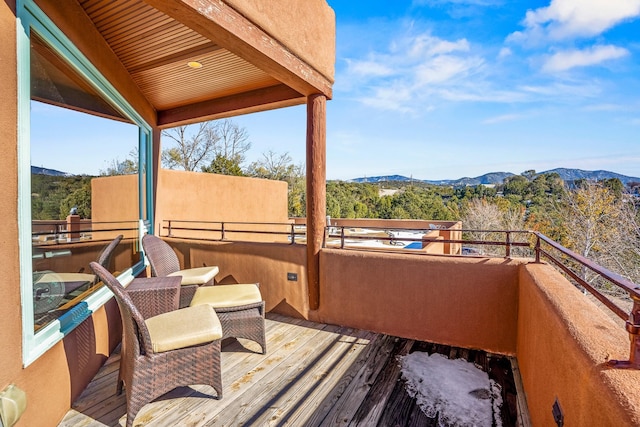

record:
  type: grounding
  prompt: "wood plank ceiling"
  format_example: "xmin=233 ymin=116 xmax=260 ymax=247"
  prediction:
xmin=79 ymin=0 xmax=281 ymax=112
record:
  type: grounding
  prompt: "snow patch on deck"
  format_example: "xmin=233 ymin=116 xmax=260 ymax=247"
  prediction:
xmin=400 ymin=352 xmax=503 ymax=427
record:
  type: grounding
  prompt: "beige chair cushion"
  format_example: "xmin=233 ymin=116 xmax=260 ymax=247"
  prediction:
xmin=190 ymin=284 xmax=262 ymax=309
xmin=36 ymin=272 xmax=96 ymax=284
xmin=168 ymin=266 xmax=219 ymax=285
xmin=145 ymin=304 xmax=222 ymax=353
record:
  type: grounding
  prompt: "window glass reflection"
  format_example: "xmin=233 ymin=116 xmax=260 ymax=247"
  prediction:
xmin=30 ymin=34 xmax=142 ymax=331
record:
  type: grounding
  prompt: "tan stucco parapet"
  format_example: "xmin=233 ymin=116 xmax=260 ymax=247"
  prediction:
xmin=224 ymin=0 xmax=336 ymax=82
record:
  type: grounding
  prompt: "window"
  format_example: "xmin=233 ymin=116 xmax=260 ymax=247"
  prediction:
xmin=18 ymin=1 xmax=152 ymax=365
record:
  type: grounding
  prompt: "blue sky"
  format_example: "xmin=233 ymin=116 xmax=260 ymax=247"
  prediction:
xmin=32 ymin=0 xmax=640 ymax=181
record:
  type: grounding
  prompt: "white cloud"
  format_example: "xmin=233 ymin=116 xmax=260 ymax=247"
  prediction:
xmin=542 ymin=45 xmax=629 ymax=72
xmin=498 ymin=47 xmax=512 ymax=59
xmin=346 ymin=59 xmax=394 ymax=77
xmin=508 ymin=0 xmax=640 ymax=44
xmin=343 ymin=32 xmax=485 ymax=112
xmin=582 ymin=103 xmax=625 ymax=111
xmin=415 ymin=55 xmax=483 ymax=85
xmin=482 ymin=113 xmax=526 ymax=124
xmin=408 ymin=34 xmax=470 ymax=57
xmin=360 ymin=85 xmax=414 ymax=113
xmin=519 ymin=81 xmax=602 ymax=99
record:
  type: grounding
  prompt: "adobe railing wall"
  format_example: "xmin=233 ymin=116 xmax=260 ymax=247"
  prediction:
xmin=314 ymin=249 xmax=521 ymax=355
xmin=165 ymin=239 xmax=640 ymax=424
xmin=167 ymin=238 xmax=310 ymax=318
xmin=518 ymin=263 xmax=640 ymax=426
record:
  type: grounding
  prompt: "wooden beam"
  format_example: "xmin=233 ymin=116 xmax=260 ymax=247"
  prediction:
xmin=306 ymin=94 xmax=327 ymax=311
xmin=157 ymin=84 xmax=304 ymax=127
xmin=144 ymin=0 xmax=333 ymax=98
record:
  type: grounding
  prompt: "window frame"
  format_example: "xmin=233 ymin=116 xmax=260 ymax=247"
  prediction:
xmin=17 ymin=0 xmax=153 ymax=366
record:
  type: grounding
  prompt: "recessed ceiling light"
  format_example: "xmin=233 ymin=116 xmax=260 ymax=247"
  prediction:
xmin=187 ymin=61 xmax=203 ymax=69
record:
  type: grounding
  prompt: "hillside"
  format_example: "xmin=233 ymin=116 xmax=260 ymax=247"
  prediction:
xmin=31 ymin=166 xmax=73 ymax=177
xmin=350 ymin=168 xmax=640 ymax=186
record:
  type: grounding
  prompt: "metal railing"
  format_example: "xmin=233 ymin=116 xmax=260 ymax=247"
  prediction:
xmin=32 ymin=220 xmax=140 ymax=245
xmin=324 ymin=225 xmax=531 ymax=257
xmin=161 ymin=219 xmax=306 ymax=244
xmin=159 ymin=218 xmax=640 ymax=368
xmin=533 ymin=232 xmax=640 ymax=369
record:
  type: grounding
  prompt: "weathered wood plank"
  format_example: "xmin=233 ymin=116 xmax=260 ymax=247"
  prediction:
xmin=199 ymin=324 xmax=350 ymax=426
xmin=282 ymin=330 xmax=377 ymax=426
xmin=249 ymin=328 xmax=374 ymax=426
xmin=509 ymin=356 xmax=532 ymax=427
xmin=139 ymin=320 xmax=343 ymax=426
xmin=349 ymin=338 xmax=414 ymax=426
xmin=313 ymin=334 xmax=402 ymax=427
xmin=59 ymin=315 xmax=522 ymax=427
xmin=377 ymin=378 xmax=436 ymax=427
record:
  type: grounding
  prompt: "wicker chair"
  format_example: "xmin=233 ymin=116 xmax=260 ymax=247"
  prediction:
xmin=33 ymin=234 xmax=124 ymax=301
xmin=95 ymin=234 xmax=123 ymax=276
xmin=142 ymin=234 xmax=219 ymax=307
xmin=90 ymin=262 xmax=223 ymax=427
xmin=189 ymin=283 xmax=267 ymax=354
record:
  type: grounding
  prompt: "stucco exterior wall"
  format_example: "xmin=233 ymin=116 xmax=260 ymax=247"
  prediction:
xmin=155 ymin=169 xmax=289 ymax=237
xmin=314 ymin=249 xmax=521 ymax=355
xmin=0 ymin=0 xmax=22 ymax=407
xmin=225 ymin=0 xmax=335 ymax=81
xmin=91 ymin=174 xmax=140 ymax=223
xmin=168 ymin=239 xmax=309 ymax=318
xmin=517 ymin=263 xmax=640 ymax=426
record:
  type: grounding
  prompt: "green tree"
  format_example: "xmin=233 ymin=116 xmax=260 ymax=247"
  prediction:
xmin=60 ymin=180 xmax=92 ymax=219
xmin=100 ymin=148 xmax=138 ymax=176
xmin=201 ymin=154 xmax=245 ymax=176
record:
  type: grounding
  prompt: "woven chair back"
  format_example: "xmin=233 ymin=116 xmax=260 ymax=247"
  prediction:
xmin=142 ymin=234 xmax=181 ymax=277
xmin=90 ymin=262 xmax=153 ymax=356
xmin=96 ymin=234 xmax=123 ymax=271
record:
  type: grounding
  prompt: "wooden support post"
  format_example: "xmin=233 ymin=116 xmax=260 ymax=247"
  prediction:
xmin=306 ymin=94 xmax=327 ymax=311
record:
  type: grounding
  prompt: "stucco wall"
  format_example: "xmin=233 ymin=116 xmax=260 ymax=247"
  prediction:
xmin=517 ymin=263 xmax=640 ymax=426
xmin=0 ymin=0 xmax=22 ymax=408
xmin=225 ymin=0 xmax=335 ymax=81
xmin=91 ymin=174 xmax=140 ymax=223
xmin=168 ymin=239 xmax=309 ymax=318
xmin=314 ymin=249 xmax=521 ymax=355
xmin=155 ymin=169 xmax=289 ymax=237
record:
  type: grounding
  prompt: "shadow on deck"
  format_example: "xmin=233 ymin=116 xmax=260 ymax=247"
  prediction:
xmin=58 ymin=314 xmax=521 ymax=426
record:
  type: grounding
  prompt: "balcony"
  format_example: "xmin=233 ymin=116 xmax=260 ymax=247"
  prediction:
xmin=59 ymin=313 xmax=522 ymax=426
xmin=54 ymin=215 xmax=640 ymax=426
xmin=6 ymin=2 xmax=639 ymax=426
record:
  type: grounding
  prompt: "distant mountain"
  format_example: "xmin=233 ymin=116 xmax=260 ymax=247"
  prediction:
xmin=542 ymin=168 xmax=639 ymax=185
xmin=427 ymin=172 xmax=515 ymax=187
xmin=349 ymin=169 xmax=640 ymax=186
xmin=31 ymin=166 xmax=73 ymax=177
xmin=351 ymin=172 xmax=514 ymax=186
xmin=351 ymin=175 xmax=413 ymax=183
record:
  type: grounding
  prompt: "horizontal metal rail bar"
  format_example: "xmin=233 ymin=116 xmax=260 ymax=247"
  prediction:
xmin=161 ymin=218 xmax=640 ymax=368
xmin=534 ymin=232 xmax=640 ymax=300
xmin=161 ymin=220 xmax=304 ymax=244
xmin=538 ymin=248 xmax=629 ymax=320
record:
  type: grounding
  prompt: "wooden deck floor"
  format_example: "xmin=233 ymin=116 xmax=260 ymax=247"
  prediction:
xmin=58 ymin=314 xmax=522 ymax=427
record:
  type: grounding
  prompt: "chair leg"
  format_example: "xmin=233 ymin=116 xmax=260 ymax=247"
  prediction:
xmin=116 ymin=374 xmax=124 ymax=395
